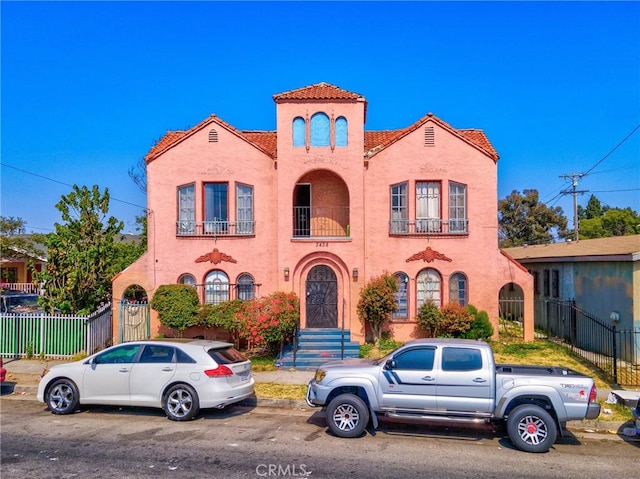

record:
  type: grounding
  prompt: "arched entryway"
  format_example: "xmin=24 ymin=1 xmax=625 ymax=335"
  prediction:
xmin=305 ymin=265 xmax=338 ymax=328
xmin=499 ymin=282 xmax=524 ymax=338
xmin=119 ymin=284 xmax=150 ymax=342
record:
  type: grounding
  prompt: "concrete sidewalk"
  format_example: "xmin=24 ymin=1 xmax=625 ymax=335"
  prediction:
xmin=1 ymin=357 xmax=638 ymax=443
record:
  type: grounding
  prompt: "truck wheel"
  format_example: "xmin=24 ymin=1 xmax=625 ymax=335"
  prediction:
xmin=326 ymin=394 xmax=370 ymax=438
xmin=507 ymin=404 xmax=558 ymax=453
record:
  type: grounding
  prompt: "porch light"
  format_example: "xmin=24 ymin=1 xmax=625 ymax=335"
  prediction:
xmin=352 ymin=268 xmax=359 ymax=280
xmin=284 ymin=267 xmax=290 ymax=281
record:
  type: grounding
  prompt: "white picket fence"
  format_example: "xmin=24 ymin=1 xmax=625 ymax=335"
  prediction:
xmin=0 ymin=303 xmax=112 ymax=359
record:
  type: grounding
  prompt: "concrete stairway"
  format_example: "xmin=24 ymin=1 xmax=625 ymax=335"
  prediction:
xmin=277 ymin=328 xmax=360 ymax=370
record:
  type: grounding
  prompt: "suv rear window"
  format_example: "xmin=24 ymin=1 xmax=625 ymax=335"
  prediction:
xmin=207 ymin=346 xmax=248 ymax=364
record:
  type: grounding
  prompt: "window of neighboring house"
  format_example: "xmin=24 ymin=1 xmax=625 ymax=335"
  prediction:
xmin=293 ymin=117 xmax=305 ymax=147
xmin=551 ymin=269 xmax=560 ymax=298
xmin=177 ymin=184 xmax=195 ymax=235
xmin=178 ymin=274 xmax=196 ymax=287
xmin=204 ymin=270 xmax=229 ymax=305
xmin=236 ymin=273 xmax=255 ymax=300
xmin=310 ymin=112 xmax=330 ymax=147
xmin=392 ymin=272 xmax=409 ymax=319
xmin=1 ymin=267 xmax=18 ymax=283
xmin=449 ymin=182 xmax=467 ymax=233
xmin=236 ymin=183 xmax=254 ymax=235
xmin=449 ymin=272 xmax=468 ymax=306
xmin=416 ymin=181 xmax=441 ymax=233
xmin=417 ymin=268 xmax=442 ymax=308
xmin=543 ymin=269 xmax=550 ymax=297
xmin=204 ymin=183 xmax=228 ymax=234
xmin=532 ymin=270 xmax=540 ymax=295
xmin=335 ymin=116 xmax=348 ymax=147
xmin=390 ymin=182 xmax=408 ymax=233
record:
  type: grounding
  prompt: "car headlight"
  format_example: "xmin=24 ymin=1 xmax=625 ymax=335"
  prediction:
xmin=314 ymin=369 xmax=327 ymax=383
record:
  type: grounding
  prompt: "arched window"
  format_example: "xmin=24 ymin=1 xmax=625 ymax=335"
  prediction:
xmin=204 ymin=270 xmax=229 ymax=305
xmin=393 ymin=272 xmax=409 ymax=319
xmin=335 ymin=116 xmax=348 ymax=147
xmin=417 ymin=268 xmax=441 ymax=308
xmin=236 ymin=273 xmax=255 ymax=300
xmin=449 ymin=272 xmax=468 ymax=306
xmin=310 ymin=112 xmax=330 ymax=147
xmin=292 ymin=117 xmax=305 ymax=147
xmin=178 ymin=274 xmax=196 ymax=287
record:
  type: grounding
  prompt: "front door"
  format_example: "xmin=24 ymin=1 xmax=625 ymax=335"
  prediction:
xmin=305 ymin=265 xmax=338 ymax=328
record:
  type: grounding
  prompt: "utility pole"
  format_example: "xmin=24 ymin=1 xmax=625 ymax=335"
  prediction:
xmin=559 ymin=173 xmax=588 ymax=241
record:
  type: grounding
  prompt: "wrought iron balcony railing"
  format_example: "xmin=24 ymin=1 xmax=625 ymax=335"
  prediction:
xmin=293 ymin=206 xmax=350 ymax=238
xmin=389 ymin=218 xmax=469 ymax=236
xmin=176 ymin=220 xmax=255 ymax=237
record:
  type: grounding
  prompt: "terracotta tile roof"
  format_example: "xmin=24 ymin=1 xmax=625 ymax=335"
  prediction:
xmin=145 ymin=115 xmax=277 ymax=162
xmin=365 ymin=113 xmax=499 ymax=161
xmin=503 ymin=235 xmax=640 ymax=261
xmin=241 ymin=131 xmax=277 ymax=158
xmin=273 ymin=82 xmax=364 ymax=102
xmin=145 ymin=85 xmax=498 ymax=163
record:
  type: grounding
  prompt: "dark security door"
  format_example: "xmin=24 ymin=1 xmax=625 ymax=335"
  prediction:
xmin=306 ymin=265 xmax=338 ymax=328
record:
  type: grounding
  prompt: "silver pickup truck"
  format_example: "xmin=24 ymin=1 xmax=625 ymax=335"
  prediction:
xmin=306 ymin=338 xmax=601 ymax=453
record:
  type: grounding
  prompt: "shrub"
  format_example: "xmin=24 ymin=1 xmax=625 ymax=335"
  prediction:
xmin=200 ymin=300 xmax=246 ymax=344
xmin=150 ymin=284 xmax=200 ymax=335
xmin=357 ymin=273 xmax=398 ymax=345
xmin=463 ymin=305 xmax=494 ymax=341
xmin=416 ymin=301 xmax=442 ymax=337
xmin=439 ymin=302 xmax=474 ymax=337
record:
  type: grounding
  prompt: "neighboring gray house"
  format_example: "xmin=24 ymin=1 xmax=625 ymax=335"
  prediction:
xmin=504 ymin=235 xmax=640 ymax=332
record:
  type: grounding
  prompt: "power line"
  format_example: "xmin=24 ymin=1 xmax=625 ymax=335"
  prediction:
xmin=1 ymin=162 xmax=147 ymax=209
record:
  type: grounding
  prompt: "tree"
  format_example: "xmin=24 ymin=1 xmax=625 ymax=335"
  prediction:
xmin=111 ymin=214 xmax=147 ymax=273
xmin=576 ymin=195 xmax=640 ymax=239
xmin=498 ymin=189 xmax=568 ymax=247
xmin=34 ymin=185 xmax=124 ymax=314
xmin=0 ymin=216 xmax=46 ymax=261
xmin=357 ymin=273 xmax=398 ymax=345
xmin=128 ymin=157 xmax=147 ymax=194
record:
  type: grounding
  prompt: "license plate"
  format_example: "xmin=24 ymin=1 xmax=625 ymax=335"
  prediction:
xmin=238 ymin=371 xmax=250 ymax=381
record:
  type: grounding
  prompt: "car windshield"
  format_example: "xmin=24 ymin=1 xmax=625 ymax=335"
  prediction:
xmin=6 ymin=295 xmax=41 ymax=312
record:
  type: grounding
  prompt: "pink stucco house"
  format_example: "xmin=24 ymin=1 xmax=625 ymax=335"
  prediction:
xmin=112 ymin=82 xmax=533 ymax=347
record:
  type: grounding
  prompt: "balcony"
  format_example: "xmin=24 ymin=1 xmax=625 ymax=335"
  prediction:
xmin=176 ymin=220 xmax=255 ymax=237
xmin=293 ymin=206 xmax=350 ymax=238
xmin=389 ymin=218 xmax=469 ymax=236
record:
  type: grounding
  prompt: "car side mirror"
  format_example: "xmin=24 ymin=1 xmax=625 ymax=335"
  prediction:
xmin=384 ymin=359 xmax=395 ymax=370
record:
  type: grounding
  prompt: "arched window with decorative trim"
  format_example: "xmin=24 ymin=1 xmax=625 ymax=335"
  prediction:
xmin=310 ymin=112 xmax=330 ymax=147
xmin=393 ymin=272 xmax=409 ymax=319
xmin=449 ymin=272 xmax=468 ymax=306
xmin=236 ymin=273 xmax=255 ymax=300
xmin=417 ymin=268 xmax=442 ymax=308
xmin=178 ymin=274 xmax=196 ymax=287
xmin=335 ymin=116 xmax=348 ymax=147
xmin=292 ymin=117 xmax=305 ymax=147
xmin=204 ymin=270 xmax=229 ymax=305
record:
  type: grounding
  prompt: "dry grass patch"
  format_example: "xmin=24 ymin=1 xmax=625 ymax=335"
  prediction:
xmin=254 ymin=382 xmax=307 ymax=400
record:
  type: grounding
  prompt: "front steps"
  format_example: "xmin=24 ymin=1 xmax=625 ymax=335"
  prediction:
xmin=277 ymin=328 xmax=361 ymax=370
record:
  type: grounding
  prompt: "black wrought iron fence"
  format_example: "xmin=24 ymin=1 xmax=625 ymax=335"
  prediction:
xmin=534 ymin=299 xmax=639 ymax=387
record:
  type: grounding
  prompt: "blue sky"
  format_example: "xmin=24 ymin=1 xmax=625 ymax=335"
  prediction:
xmin=2 ymin=1 xmax=639 ymax=234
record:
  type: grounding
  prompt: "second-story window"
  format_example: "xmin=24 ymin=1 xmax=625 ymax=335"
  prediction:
xmin=177 ymin=184 xmax=195 ymax=235
xmin=390 ymin=182 xmax=408 ymax=234
xmin=416 ymin=181 xmax=441 ymax=233
xmin=449 ymin=182 xmax=467 ymax=233
xmin=204 ymin=183 xmax=228 ymax=234
xmin=310 ymin=112 xmax=330 ymax=147
xmin=236 ymin=184 xmax=254 ymax=235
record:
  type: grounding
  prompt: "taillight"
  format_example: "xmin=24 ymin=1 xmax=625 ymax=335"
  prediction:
xmin=589 ymin=385 xmax=597 ymax=403
xmin=204 ymin=364 xmax=233 ymax=377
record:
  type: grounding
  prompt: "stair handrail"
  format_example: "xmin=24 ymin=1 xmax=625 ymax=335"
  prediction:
xmin=292 ymin=321 xmax=299 ymax=368
xmin=341 ymin=299 xmax=346 ymax=360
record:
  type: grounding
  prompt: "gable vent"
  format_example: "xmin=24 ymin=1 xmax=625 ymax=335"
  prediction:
xmin=209 ymin=129 xmax=218 ymax=143
xmin=424 ymin=127 xmax=435 ymax=146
